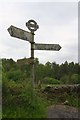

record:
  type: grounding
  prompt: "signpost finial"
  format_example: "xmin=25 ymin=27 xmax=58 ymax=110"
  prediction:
xmin=26 ymin=19 xmax=39 ymax=33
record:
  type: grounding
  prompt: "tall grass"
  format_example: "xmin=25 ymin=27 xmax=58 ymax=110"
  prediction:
xmin=2 ymin=79 xmax=47 ymax=118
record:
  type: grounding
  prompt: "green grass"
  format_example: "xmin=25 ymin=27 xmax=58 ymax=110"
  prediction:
xmin=3 ymin=90 xmax=79 ymax=118
xmin=66 ymin=93 xmax=79 ymax=107
xmin=2 ymin=79 xmax=47 ymax=118
xmin=3 ymin=97 xmax=47 ymax=118
xmin=2 ymin=78 xmax=80 ymax=118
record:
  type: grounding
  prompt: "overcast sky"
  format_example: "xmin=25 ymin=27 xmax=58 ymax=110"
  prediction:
xmin=0 ymin=1 xmax=78 ymax=64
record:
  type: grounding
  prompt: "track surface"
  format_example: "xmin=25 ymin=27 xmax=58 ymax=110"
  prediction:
xmin=47 ymin=105 xmax=80 ymax=118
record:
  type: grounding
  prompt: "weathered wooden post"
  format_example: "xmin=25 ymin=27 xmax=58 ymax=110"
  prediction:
xmin=26 ymin=20 xmax=39 ymax=100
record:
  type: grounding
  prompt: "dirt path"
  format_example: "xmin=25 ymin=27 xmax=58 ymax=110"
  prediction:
xmin=47 ymin=105 xmax=80 ymax=118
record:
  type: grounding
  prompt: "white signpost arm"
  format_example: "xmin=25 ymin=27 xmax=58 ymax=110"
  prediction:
xmin=34 ymin=43 xmax=61 ymax=51
xmin=7 ymin=25 xmax=32 ymax=42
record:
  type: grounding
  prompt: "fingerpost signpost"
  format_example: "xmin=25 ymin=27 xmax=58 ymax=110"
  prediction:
xmin=7 ymin=19 xmax=61 ymax=106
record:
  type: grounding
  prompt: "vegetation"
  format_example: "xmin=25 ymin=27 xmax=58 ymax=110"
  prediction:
xmin=2 ymin=58 xmax=80 ymax=84
xmin=2 ymin=58 xmax=80 ymax=118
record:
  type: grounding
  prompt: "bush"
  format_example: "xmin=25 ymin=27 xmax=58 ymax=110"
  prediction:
xmin=60 ymin=74 xmax=80 ymax=84
xmin=42 ymin=77 xmax=60 ymax=84
xmin=2 ymin=78 xmax=47 ymax=118
xmin=71 ymin=74 xmax=80 ymax=84
xmin=7 ymin=69 xmax=22 ymax=81
xmin=60 ymin=75 xmax=69 ymax=84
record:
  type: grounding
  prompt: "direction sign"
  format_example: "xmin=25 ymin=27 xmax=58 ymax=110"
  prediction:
xmin=7 ymin=20 xmax=62 ymax=104
xmin=34 ymin=43 xmax=61 ymax=51
xmin=7 ymin=25 xmax=32 ymax=42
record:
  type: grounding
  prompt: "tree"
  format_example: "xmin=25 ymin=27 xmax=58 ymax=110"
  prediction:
xmin=2 ymin=58 xmax=16 ymax=71
xmin=44 ymin=62 xmax=52 ymax=77
xmin=74 ymin=63 xmax=79 ymax=74
xmin=35 ymin=64 xmax=45 ymax=83
xmin=51 ymin=62 xmax=59 ymax=79
xmin=68 ymin=62 xmax=75 ymax=75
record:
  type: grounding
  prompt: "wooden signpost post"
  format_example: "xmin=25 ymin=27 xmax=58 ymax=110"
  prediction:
xmin=7 ymin=19 xmax=61 ymax=105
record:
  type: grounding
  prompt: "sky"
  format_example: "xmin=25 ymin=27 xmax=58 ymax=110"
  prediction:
xmin=0 ymin=0 xmax=79 ymax=64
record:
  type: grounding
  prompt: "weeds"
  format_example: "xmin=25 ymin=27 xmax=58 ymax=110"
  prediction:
xmin=2 ymin=79 xmax=47 ymax=118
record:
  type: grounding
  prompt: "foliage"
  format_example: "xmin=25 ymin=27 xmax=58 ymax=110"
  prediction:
xmin=2 ymin=74 xmax=47 ymax=118
xmin=70 ymin=74 xmax=80 ymax=84
xmin=60 ymin=75 xmax=69 ymax=84
xmin=35 ymin=63 xmax=45 ymax=82
xmin=2 ymin=58 xmax=80 ymax=118
xmin=66 ymin=93 xmax=78 ymax=107
xmin=2 ymin=58 xmax=80 ymax=84
xmin=60 ymin=74 xmax=80 ymax=84
xmin=42 ymin=77 xmax=61 ymax=84
xmin=43 ymin=91 xmax=79 ymax=108
xmin=7 ymin=69 xmax=22 ymax=81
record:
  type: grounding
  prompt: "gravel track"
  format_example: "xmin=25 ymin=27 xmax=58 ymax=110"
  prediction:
xmin=47 ymin=105 xmax=80 ymax=118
